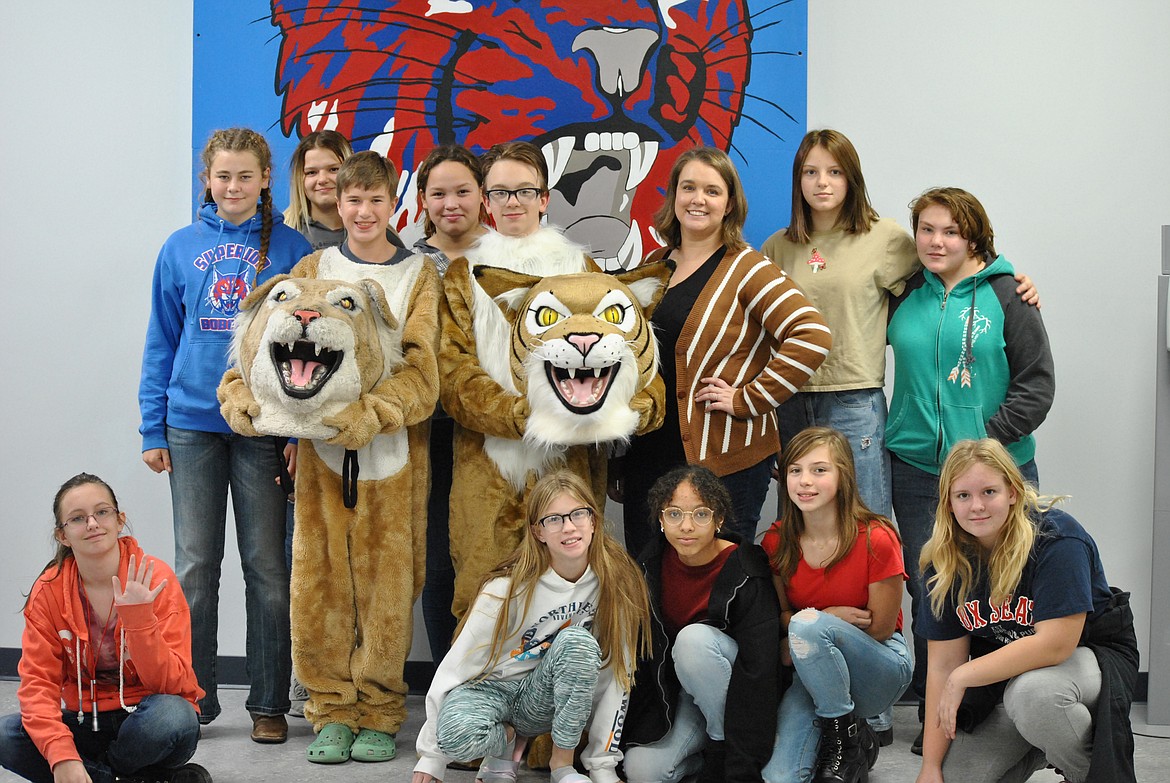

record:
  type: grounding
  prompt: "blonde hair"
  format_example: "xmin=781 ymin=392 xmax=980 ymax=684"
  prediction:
xmin=922 ymin=439 xmax=1059 ymax=618
xmin=283 ymin=130 xmax=354 ymax=232
xmin=200 ymin=128 xmax=275 ymax=265
xmin=785 ymin=130 xmax=878 ymax=245
xmin=651 ymin=147 xmax=748 ymax=253
xmin=771 ymin=427 xmax=898 ymax=581
xmin=455 ymin=471 xmax=651 ymax=691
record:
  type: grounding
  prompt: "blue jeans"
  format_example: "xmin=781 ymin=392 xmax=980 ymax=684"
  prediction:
xmin=778 ymin=389 xmax=891 ymax=517
xmin=720 ymin=456 xmax=774 ymax=544
xmin=166 ymin=426 xmax=292 ymax=721
xmin=762 ymin=613 xmax=911 ymax=783
xmin=891 ymin=454 xmax=1037 ymax=709
xmin=623 ymin=625 xmax=738 ymax=783
xmin=0 ymin=695 xmax=199 ymax=783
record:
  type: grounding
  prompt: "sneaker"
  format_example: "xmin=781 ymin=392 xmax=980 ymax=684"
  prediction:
xmin=289 ymin=676 xmax=309 ymax=718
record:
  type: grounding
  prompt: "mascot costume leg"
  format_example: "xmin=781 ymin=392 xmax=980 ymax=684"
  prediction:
xmin=219 ymin=249 xmax=439 ymax=764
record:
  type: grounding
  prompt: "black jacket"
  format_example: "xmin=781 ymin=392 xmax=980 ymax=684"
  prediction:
xmin=1083 ymin=587 xmax=1139 ymax=783
xmin=621 ymin=533 xmax=784 ymax=782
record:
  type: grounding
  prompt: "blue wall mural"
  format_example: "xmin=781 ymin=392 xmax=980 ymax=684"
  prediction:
xmin=193 ymin=1 xmax=807 ymax=269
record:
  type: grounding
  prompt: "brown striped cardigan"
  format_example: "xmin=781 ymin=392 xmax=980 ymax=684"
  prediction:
xmin=647 ymin=245 xmax=832 ymax=476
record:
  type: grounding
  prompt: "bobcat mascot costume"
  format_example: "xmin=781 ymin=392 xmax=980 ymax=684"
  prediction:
xmin=218 ymin=248 xmax=439 ymax=756
xmin=442 ymin=226 xmax=670 ymax=621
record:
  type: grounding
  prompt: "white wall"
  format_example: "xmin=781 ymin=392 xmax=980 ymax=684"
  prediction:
xmin=2 ymin=2 xmax=1167 ymax=674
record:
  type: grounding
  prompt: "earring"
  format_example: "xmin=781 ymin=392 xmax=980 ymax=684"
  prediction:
xmin=660 ymin=526 xmax=665 ymax=533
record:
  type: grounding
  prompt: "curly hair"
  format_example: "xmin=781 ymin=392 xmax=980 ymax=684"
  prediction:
xmin=645 ymin=464 xmax=735 ymax=534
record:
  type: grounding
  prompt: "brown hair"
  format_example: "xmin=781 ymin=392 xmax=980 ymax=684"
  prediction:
xmin=771 ymin=427 xmax=898 ymax=581
xmin=335 ymin=149 xmax=399 ymax=199
xmin=283 ymin=130 xmax=354 ymax=231
xmin=456 ymin=470 xmax=651 ymax=691
xmin=415 ymin=144 xmax=486 ymax=238
xmin=651 ymin=147 xmax=748 ymax=252
xmin=910 ymin=187 xmax=997 ymax=259
xmin=480 ymin=141 xmax=549 ymax=191
xmin=785 ymin=129 xmax=879 ymax=245
xmin=24 ymin=474 xmax=122 ymax=608
xmin=200 ymin=128 xmax=275 ymax=265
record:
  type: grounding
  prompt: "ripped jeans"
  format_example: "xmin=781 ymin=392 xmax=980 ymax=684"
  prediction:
xmin=762 ymin=609 xmax=912 ymax=783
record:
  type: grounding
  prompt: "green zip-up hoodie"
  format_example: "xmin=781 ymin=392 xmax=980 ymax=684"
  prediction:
xmin=886 ymin=254 xmax=1055 ymax=474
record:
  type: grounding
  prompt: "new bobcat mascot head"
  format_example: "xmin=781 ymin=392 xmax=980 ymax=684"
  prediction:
xmin=228 ymin=275 xmax=399 ymax=440
xmin=474 ymin=262 xmax=672 ymax=449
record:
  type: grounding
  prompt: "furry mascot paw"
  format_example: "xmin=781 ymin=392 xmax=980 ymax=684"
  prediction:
xmin=322 ymin=391 xmax=405 ymax=450
xmin=217 ymin=368 xmax=263 ymax=437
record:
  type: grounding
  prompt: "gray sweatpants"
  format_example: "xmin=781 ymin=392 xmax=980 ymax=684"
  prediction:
xmin=941 ymin=646 xmax=1101 ymax=783
xmin=436 ymin=626 xmax=603 ymax=761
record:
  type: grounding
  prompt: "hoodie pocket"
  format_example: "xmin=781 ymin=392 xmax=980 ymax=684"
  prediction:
xmin=886 ymin=392 xmax=939 ymax=465
xmin=939 ymin=402 xmax=988 ymax=461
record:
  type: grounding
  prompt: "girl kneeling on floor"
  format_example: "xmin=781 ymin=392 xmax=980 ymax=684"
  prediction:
xmin=412 ymin=470 xmax=651 ymax=783
xmin=916 ymin=439 xmax=1138 ymax=783
xmin=761 ymin=427 xmax=912 ymax=783
xmin=0 ymin=474 xmax=208 ymax=783
xmin=622 ymin=465 xmax=784 ymax=783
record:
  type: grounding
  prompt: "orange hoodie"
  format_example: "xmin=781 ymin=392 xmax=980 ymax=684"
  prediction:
xmin=17 ymin=536 xmax=203 ymax=770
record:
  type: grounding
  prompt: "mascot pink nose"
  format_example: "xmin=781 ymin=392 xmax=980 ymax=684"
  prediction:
xmin=567 ymin=333 xmax=600 ymax=356
xmin=294 ymin=309 xmax=321 ymax=326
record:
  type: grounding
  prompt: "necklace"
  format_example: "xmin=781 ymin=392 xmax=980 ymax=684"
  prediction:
xmin=78 ymin=582 xmax=118 ymax=731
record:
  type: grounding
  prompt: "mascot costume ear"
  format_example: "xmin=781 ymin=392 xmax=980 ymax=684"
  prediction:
xmin=473 ymin=261 xmax=673 ymax=449
xmin=219 ymin=275 xmax=399 ymax=441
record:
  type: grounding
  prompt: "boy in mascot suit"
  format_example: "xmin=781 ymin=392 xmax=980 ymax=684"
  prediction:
xmin=219 ymin=150 xmax=440 ymax=765
xmin=441 ymin=141 xmax=665 ymax=621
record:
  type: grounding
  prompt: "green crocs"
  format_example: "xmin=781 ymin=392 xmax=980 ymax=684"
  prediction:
xmin=306 ymin=723 xmax=355 ymax=764
xmin=350 ymin=728 xmax=396 ymax=762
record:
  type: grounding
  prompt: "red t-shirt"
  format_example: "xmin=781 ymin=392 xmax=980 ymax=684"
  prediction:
xmin=762 ymin=521 xmax=906 ymax=632
xmin=661 ymin=543 xmax=738 ymax=637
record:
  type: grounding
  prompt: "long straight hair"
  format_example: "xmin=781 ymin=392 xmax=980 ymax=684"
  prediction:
xmin=922 ymin=439 xmax=1057 ymax=618
xmin=283 ymin=130 xmax=354 ymax=232
xmin=770 ymin=427 xmax=898 ymax=581
xmin=785 ymin=129 xmax=878 ymax=245
xmin=455 ymin=471 xmax=651 ymax=691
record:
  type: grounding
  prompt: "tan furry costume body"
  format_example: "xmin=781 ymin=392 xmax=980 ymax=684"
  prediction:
xmin=223 ymin=246 xmax=439 ymax=735
xmin=441 ymin=228 xmax=663 ymax=619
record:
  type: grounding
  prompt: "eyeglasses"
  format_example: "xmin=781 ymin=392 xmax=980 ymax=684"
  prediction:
xmin=485 ymin=187 xmax=543 ymax=204
xmin=660 ymin=507 xmax=716 ymax=527
xmin=535 ymin=507 xmax=594 ymax=532
xmin=63 ymin=507 xmax=119 ymax=527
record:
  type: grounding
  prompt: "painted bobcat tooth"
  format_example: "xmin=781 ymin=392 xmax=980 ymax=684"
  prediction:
xmin=541 ymin=136 xmax=574 ymax=192
xmin=626 ymin=140 xmax=658 ymax=191
xmin=617 ymin=219 xmax=643 ymax=271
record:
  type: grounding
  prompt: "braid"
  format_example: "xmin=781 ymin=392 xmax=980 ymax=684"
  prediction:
xmin=259 ymin=187 xmax=273 ymax=267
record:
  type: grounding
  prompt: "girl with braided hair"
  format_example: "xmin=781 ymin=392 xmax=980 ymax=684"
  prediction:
xmin=137 ymin=127 xmax=312 ymax=741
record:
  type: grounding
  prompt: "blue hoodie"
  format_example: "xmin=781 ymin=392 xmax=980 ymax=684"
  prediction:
xmin=138 ymin=203 xmax=312 ymax=451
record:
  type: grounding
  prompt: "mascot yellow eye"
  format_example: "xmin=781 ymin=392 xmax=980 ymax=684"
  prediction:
xmin=338 ymin=297 xmax=355 ymax=310
xmin=602 ymin=304 xmax=625 ymax=324
xmin=274 ymin=290 xmax=288 ymax=302
xmin=534 ymin=306 xmax=561 ymax=327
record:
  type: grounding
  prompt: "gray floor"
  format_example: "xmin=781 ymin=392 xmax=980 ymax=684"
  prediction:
xmin=2 ymin=682 xmax=1169 ymax=782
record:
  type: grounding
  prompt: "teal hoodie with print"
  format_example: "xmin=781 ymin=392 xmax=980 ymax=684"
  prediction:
xmin=886 ymin=254 xmax=1055 ymax=474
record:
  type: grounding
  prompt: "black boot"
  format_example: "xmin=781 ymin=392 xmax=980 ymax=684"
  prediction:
xmin=815 ymin=712 xmax=868 ymax=783
xmin=859 ymin=721 xmax=879 ymax=770
xmin=697 ymin=739 xmax=726 ymax=783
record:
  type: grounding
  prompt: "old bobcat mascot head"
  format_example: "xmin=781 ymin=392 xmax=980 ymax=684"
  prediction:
xmin=474 ymin=262 xmax=672 ymax=449
xmin=228 ymin=275 xmax=399 ymax=440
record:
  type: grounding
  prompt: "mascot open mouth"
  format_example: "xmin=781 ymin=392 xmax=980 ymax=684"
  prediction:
xmin=272 ymin=340 xmax=343 ymax=399
xmin=546 ymin=363 xmax=620 ymax=415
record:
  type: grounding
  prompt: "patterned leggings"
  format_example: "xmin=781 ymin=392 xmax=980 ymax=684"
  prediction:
xmin=436 ymin=626 xmax=602 ymax=760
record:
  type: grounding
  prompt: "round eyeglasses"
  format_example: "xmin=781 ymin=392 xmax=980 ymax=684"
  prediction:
xmin=660 ymin=507 xmax=716 ymax=527
xmin=536 ymin=507 xmax=594 ymax=532
xmin=485 ymin=187 xmax=543 ymax=204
